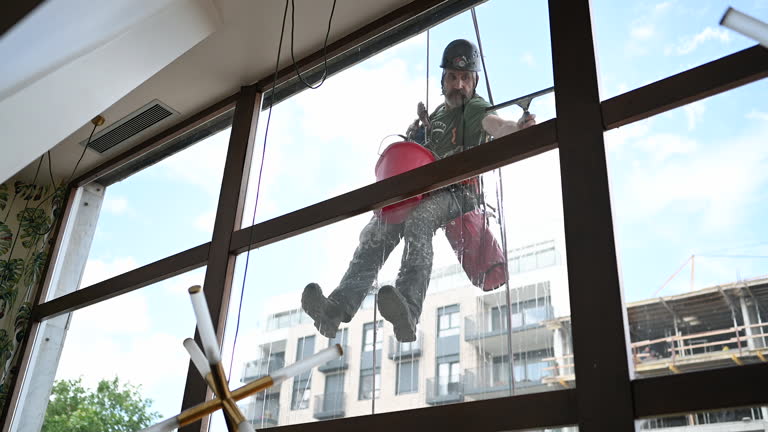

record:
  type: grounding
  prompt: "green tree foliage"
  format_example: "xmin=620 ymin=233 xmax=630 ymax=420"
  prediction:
xmin=42 ymin=377 xmax=160 ymax=432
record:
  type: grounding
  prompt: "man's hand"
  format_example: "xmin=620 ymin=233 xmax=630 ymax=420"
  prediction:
xmin=517 ymin=112 xmax=537 ymax=129
xmin=405 ymin=118 xmax=420 ymax=141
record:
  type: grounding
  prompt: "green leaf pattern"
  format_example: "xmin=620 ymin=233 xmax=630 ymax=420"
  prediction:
xmin=0 ymin=184 xmax=7 ymax=212
xmin=0 ymin=181 xmax=62 ymax=414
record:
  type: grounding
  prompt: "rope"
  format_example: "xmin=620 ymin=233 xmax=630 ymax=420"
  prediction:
xmin=426 ymin=29 xmax=430 ymax=114
xmin=470 ymin=5 xmax=516 ymax=395
xmin=228 ymin=0 xmax=290 ymax=378
xmin=290 ymin=0 xmax=337 ymax=90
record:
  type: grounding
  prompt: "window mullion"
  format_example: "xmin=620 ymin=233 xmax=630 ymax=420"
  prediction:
xmin=548 ymin=0 xmax=635 ymax=430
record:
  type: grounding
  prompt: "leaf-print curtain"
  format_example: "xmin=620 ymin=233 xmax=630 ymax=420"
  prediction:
xmin=0 ymin=180 xmax=66 ymax=410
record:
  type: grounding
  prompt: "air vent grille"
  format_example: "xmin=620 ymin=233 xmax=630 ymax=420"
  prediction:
xmin=83 ymin=101 xmax=175 ymax=153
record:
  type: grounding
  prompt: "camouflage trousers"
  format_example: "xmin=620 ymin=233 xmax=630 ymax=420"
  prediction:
xmin=328 ymin=185 xmax=478 ymax=323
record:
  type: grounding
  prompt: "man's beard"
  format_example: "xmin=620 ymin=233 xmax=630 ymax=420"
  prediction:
xmin=444 ymin=89 xmax=471 ymax=108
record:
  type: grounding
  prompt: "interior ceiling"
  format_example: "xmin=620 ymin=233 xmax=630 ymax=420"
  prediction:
xmin=14 ymin=0 xmax=414 ymax=185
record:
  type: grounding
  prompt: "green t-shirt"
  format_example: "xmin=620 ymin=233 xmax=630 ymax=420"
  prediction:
xmin=426 ymin=95 xmax=494 ymax=159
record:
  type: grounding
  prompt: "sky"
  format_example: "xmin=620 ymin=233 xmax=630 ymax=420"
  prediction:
xmin=47 ymin=0 xmax=767 ymax=425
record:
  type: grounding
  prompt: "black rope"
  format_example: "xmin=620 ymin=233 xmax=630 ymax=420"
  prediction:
xmin=470 ymin=5 xmax=516 ymax=395
xmin=471 ymin=8 xmax=494 ymax=105
xmin=228 ymin=0 xmax=290 ymax=379
xmin=290 ymin=0 xmax=337 ymax=90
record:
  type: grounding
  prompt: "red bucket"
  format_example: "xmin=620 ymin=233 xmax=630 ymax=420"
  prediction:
xmin=375 ymin=141 xmax=436 ymax=224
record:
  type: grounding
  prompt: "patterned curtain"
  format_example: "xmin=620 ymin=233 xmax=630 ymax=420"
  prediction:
xmin=0 ymin=179 xmax=66 ymax=409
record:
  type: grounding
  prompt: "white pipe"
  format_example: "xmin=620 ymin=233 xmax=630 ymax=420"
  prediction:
xmin=137 ymin=416 xmax=179 ymax=432
xmin=183 ymin=338 xmax=212 ymax=378
xmin=136 ymin=345 xmax=342 ymax=432
xmin=188 ymin=285 xmax=222 ymax=364
xmin=720 ymin=7 xmax=768 ymax=48
xmin=270 ymin=344 xmax=343 ymax=385
xmin=238 ymin=420 xmax=256 ymax=432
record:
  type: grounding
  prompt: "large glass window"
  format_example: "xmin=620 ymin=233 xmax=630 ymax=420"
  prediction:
xmin=396 ymin=360 xmax=419 ymax=395
xmin=358 ymin=369 xmax=381 ymax=400
xmin=291 ymin=336 xmax=315 ymax=410
xmin=241 ymin=0 xmax=556 ymax=226
xmin=363 ymin=321 xmax=383 ymax=352
xmin=638 ymin=405 xmax=768 ymax=430
xmin=592 ymin=0 xmax=762 ymax=99
xmin=605 ymin=81 xmax=768 ymax=379
xmin=437 ymin=305 xmax=460 ymax=338
xmin=40 ymin=270 xmax=203 ymax=424
xmin=71 ymin=121 xmax=231 ymax=292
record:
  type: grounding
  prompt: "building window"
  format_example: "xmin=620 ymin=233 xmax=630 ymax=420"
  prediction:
xmin=436 ymin=358 xmax=461 ymax=396
xmin=512 ymin=349 xmax=554 ymax=383
xmin=291 ymin=336 xmax=315 ymax=410
xmin=489 ymin=292 xmax=552 ymax=331
xmin=358 ymin=368 xmax=380 ymax=400
xmin=396 ymin=360 xmax=419 ymax=394
xmin=267 ymin=309 xmax=310 ymax=330
xmin=362 ymin=321 xmax=382 ymax=352
xmin=437 ymin=305 xmax=460 ymax=338
xmin=492 ymin=355 xmax=510 ymax=385
xmin=536 ymin=247 xmax=556 ymax=267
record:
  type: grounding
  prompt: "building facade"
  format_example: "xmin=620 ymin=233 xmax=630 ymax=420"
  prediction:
xmin=237 ymin=235 xmax=768 ymax=431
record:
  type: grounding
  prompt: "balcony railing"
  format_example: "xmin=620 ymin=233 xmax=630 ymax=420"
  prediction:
xmin=463 ymin=367 xmax=511 ymax=395
xmin=318 ymin=346 xmax=349 ymax=372
xmin=425 ymin=376 xmax=464 ymax=405
xmin=242 ymin=358 xmax=285 ymax=382
xmin=543 ymin=322 xmax=768 ymax=383
xmin=313 ymin=392 xmax=346 ymax=420
xmin=388 ymin=333 xmax=422 ymax=359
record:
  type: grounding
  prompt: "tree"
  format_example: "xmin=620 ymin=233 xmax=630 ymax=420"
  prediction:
xmin=42 ymin=377 xmax=160 ymax=432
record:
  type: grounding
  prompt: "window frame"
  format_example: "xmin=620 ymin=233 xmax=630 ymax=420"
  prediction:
xmin=7 ymin=1 xmax=768 ymax=431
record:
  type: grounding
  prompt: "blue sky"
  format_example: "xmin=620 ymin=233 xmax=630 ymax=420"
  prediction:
xmin=49 ymin=0 xmax=767 ymax=423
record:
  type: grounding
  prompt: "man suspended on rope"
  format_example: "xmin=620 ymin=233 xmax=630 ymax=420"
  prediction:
xmin=302 ymin=39 xmax=537 ymax=342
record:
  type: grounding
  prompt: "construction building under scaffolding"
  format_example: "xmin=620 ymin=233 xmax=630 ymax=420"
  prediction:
xmin=237 ymin=238 xmax=768 ymax=431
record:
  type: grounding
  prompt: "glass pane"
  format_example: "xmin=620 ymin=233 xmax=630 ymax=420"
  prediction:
xmin=72 ymin=123 xmax=231 ymax=291
xmin=605 ymin=80 xmax=768 ymax=378
xmin=242 ymin=0 xmax=555 ymax=227
xmin=40 ymin=269 xmax=203 ymax=426
xmin=222 ymin=150 xmax=570 ymax=428
xmin=593 ymin=0 xmax=762 ymax=99
xmin=638 ymin=406 xmax=768 ymax=430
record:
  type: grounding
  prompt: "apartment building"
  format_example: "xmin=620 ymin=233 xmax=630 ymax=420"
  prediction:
xmin=236 ymin=236 xmax=767 ymax=431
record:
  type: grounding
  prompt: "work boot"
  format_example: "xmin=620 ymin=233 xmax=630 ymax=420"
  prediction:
xmin=377 ymin=285 xmax=417 ymax=342
xmin=302 ymin=283 xmax=343 ymax=338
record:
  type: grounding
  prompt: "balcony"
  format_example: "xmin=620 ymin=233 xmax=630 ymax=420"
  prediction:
xmin=388 ymin=333 xmax=422 ymax=360
xmin=464 ymin=317 xmax=552 ymax=355
xmin=313 ymin=392 xmax=346 ymax=420
xmin=318 ymin=346 xmax=349 ymax=372
xmin=425 ymin=376 xmax=464 ymax=405
xmin=248 ymin=414 xmax=278 ymax=429
xmin=463 ymin=367 xmax=511 ymax=398
xmin=242 ymin=357 xmax=285 ymax=382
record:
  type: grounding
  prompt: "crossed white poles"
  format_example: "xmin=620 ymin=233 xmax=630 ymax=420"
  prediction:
xmin=139 ymin=285 xmax=343 ymax=432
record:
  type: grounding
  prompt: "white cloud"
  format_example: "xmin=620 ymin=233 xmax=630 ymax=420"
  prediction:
xmin=103 ymin=196 xmax=128 ymax=215
xmin=634 ymin=133 xmax=697 ymax=162
xmin=746 ymin=110 xmax=768 ymax=121
xmin=605 ymin=121 xmax=652 ymax=151
xmin=665 ymin=27 xmax=731 ymax=56
xmin=80 ymin=256 xmax=138 ymax=288
xmin=630 ymin=25 xmax=655 ymax=40
xmin=520 ymin=52 xmax=536 ymax=67
xmin=614 ymin=126 xmax=768 ymax=231
xmin=655 ymin=1 xmax=672 ymax=12
xmin=683 ymin=100 xmax=706 ymax=131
